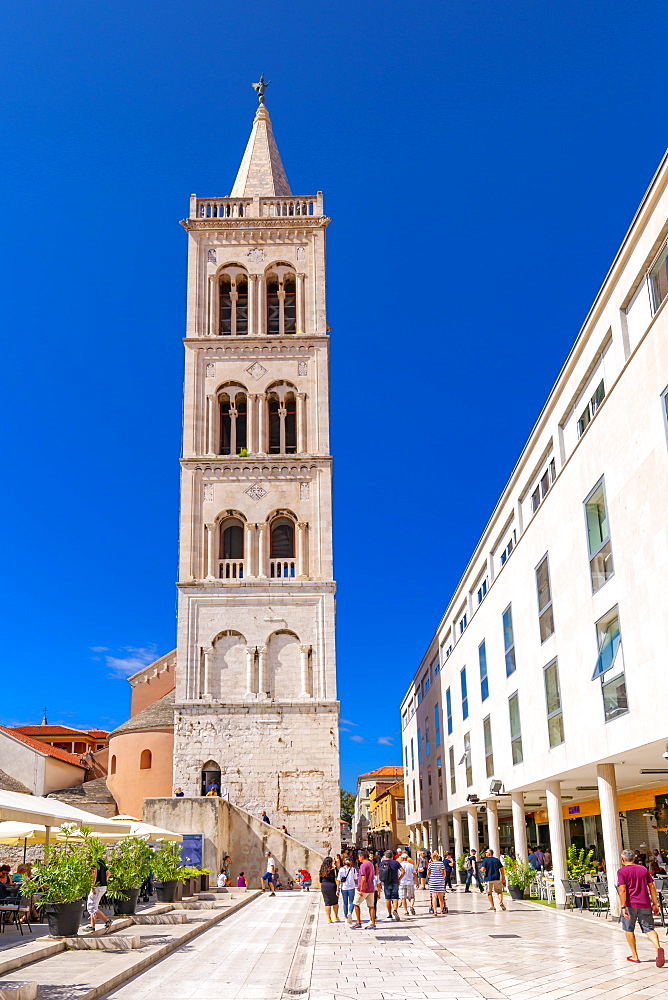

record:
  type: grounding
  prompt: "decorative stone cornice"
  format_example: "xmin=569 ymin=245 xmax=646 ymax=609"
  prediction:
xmin=180 ymin=458 xmax=331 ymax=476
xmin=187 ymin=341 xmax=324 ymax=358
xmin=181 ymin=218 xmax=330 ymax=235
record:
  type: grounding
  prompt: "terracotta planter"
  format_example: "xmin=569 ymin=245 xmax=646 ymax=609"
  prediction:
xmin=155 ymin=880 xmax=179 ymax=902
xmin=45 ymin=900 xmax=85 ymax=937
xmin=113 ymin=888 xmax=141 ymax=915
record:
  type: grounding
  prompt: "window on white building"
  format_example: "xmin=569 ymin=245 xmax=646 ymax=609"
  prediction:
xmin=544 ymin=658 xmax=564 ymax=747
xmin=509 ymin=692 xmax=523 ymax=764
xmin=530 ymin=458 xmax=557 ymax=513
xmin=404 ymin=743 xmax=408 ymax=771
xmin=436 ymin=756 xmax=443 ymax=799
xmin=483 ymin=715 xmax=494 ymax=777
xmin=479 ymin=640 xmax=489 ymax=701
xmin=464 ymin=733 xmax=472 ymax=786
xmin=460 ymin=667 xmax=468 ymax=720
xmin=585 ymin=479 xmax=614 ymax=593
xmin=577 ymin=379 xmax=605 ymax=437
xmin=503 ymin=604 xmax=516 ymax=676
xmin=535 ymin=555 xmax=555 ymax=642
xmin=410 ymin=737 xmax=415 ymax=770
xmin=417 ymin=729 xmax=422 ymax=763
xmin=446 ymin=687 xmax=453 ymax=734
xmin=448 ymin=746 xmax=456 ymax=794
xmin=592 ymin=606 xmax=628 ymax=722
xmin=477 ymin=578 xmax=488 ymax=604
xmin=425 ymin=720 xmax=431 ymax=757
xmin=458 ymin=612 xmax=468 ymax=635
xmin=500 ymin=529 xmax=517 ymax=567
xmin=434 ymin=704 xmax=441 ymax=747
xmin=649 ymin=237 xmax=668 ymax=313
xmin=412 ymin=779 xmax=416 ymax=813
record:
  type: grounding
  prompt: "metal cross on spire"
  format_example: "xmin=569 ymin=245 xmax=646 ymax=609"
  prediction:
xmin=251 ymin=74 xmax=271 ymax=105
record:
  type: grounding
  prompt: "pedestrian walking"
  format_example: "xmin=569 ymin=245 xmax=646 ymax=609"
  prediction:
xmin=337 ymin=857 xmax=357 ymax=923
xmin=261 ymin=810 xmax=270 ymax=824
xmin=379 ymin=849 xmax=403 ymax=921
xmin=479 ymin=849 xmax=507 ymax=911
xmin=86 ymin=857 xmax=112 ymax=933
xmin=443 ymin=851 xmax=455 ymax=891
xmin=261 ymin=851 xmax=276 ymax=895
xmin=464 ymin=849 xmax=484 ymax=893
xmin=417 ymin=852 xmax=428 ymax=889
xmin=398 ymin=852 xmax=417 ymax=916
xmin=427 ymin=853 xmax=447 ymax=916
xmin=617 ymin=849 xmax=665 ymax=967
xmin=352 ymin=849 xmax=376 ymax=929
xmin=319 ymin=857 xmax=340 ymax=922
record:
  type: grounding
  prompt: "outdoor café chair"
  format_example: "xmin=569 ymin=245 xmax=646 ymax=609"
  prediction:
xmin=568 ymin=879 xmax=595 ymax=910
xmin=587 ymin=878 xmax=609 ymax=917
xmin=653 ymin=878 xmax=667 ymax=928
xmin=560 ymin=879 xmax=575 ymax=909
xmin=0 ymin=896 xmax=32 ymax=935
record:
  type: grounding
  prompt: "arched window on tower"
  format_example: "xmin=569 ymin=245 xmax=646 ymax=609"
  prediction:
xmin=219 ymin=517 xmax=244 ymax=579
xmin=265 ymin=265 xmax=297 ymax=335
xmin=266 ymin=383 xmax=297 ymax=455
xmin=218 ymin=267 xmax=249 ymax=336
xmin=219 ymin=390 xmax=248 ymax=455
xmin=140 ymin=749 xmax=152 ymax=769
xmin=270 ymin=516 xmax=295 ymax=578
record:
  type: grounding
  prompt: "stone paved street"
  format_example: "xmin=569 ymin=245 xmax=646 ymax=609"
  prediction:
xmin=100 ymin=886 xmax=668 ymax=1000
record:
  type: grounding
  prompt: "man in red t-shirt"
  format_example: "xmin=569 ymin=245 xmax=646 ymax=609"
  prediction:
xmin=352 ymin=850 xmax=376 ymax=929
xmin=617 ymin=849 xmax=664 ymax=967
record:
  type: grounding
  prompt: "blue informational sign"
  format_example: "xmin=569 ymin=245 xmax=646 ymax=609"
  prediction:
xmin=180 ymin=834 xmax=203 ymax=868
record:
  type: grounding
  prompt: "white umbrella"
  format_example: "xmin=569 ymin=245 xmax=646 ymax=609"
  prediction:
xmin=128 ymin=822 xmax=182 ymax=842
xmin=0 ymin=790 xmax=133 ymax=836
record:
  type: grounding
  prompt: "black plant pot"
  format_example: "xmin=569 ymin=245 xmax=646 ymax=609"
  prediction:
xmin=458 ymin=870 xmax=467 ymax=884
xmin=183 ymin=878 xmax=194 ymax=896
xmin=155 ymin=880 xmax=179 ymax=902
xmin=200 ymin=874 xmax=208 ymax=892
xmin=45 ymin=900 xmax=85 ymax=937
xmin=113 ymin=888 xmax=141 ymax=915
xmin=508 ymin=885 xmax=526 ymax=900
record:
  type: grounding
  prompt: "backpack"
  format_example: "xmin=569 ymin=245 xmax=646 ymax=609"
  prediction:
xmin=464 ymin=856 xmax=474 ymax=871
xmin=378 ymin=859 xmax=394 ymax=884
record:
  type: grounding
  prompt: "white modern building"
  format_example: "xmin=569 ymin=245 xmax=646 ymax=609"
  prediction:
xmin=401 ymin=149 xmax=668 ymax=909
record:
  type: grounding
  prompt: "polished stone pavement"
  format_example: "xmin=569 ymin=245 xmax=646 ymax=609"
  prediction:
xmin=100 ymin=885 xmax=668 ymax=1000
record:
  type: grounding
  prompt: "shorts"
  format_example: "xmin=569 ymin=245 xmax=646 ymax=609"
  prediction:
xmin=262 ymin=872 xmax=274 ymax=883
xmin=621 ymin=907 xmax=655 ymax=933
xmin=486 ymin=879 xmax=504 ymax=894
xmin=399 ymin=884 xmax=415 ymax=900
xmin=87 ymin=886 xmax=106 ymax=916
xmin=353 ymin=890 xmax=375 ymax=908
xmin=383 ymin=883 xmax=399 ymax=900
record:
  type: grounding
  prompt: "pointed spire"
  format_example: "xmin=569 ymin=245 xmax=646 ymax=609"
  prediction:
xmin=41 ymin=707 xmax=48 ymax=725
xmin=231 ymin=103 xmax=292 ymax=198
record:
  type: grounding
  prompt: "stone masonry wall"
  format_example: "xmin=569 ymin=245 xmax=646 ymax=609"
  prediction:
xmin=173 ymin=703 xmax=339 ymax=855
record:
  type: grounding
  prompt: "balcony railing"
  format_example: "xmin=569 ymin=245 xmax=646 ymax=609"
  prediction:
xmin=190 ymin=193 xmax=323 ymax=221
xmin=219 ymin=559 xmax=244 ymax=580
xmin=270 ymin=559 xmax=295 ymax=579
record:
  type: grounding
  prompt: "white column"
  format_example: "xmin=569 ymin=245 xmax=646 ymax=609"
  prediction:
xmin=248 ymin=274 xmax=257 ymax=335
xmin=511 ymin=791 xmax=527 ymax=860
xmin=296 ymin=522 xmax=308 ymax=578
xmin=207 ymin=394 xmax=217 ymax=455
xmin=299 ymin=644 xmax=312 ymax=697
xmin=208 ymin=276 xmax=216 ymax=336
xmin=205 ymin=523 xmax=217 ymax=579
xmin=257 ymin=394 xmax=267 ymax=453
xmin=202 ymin=647 xmax=214 ymax=699
xmin=467 ymin=806 xmax=479 ymax=855
xmin=487 ymin=799 xmax=500 ymax=857
xmin=243 ymin=522 xmax=255 ymax=577
xmin=296 ymin=393 xmax=306 ymax=454
xmin=247 ymin=394 xmax=257 ymax=454
xmin=257 ymin=275 xmax=265 ymax=335
xmin=245 ymin=646 xmax=256 ymax=698
xmin=546 ymin=781 xmax=567 ymax=908
xmin=297 ymin=272 xmax=306 ymax=334
xmin=258 ymin=646 xmax=268 ymax=698
xmin=597 ymin=763 xmax=622 ymax=918
xmin=256 ymin=523 xmax=268 ymax=578
xmin=453 ymin=811 xmax=463 ymax=863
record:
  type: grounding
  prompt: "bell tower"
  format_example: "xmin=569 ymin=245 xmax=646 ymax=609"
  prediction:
xmin=173 ymin=85 xmax=339 ymax=853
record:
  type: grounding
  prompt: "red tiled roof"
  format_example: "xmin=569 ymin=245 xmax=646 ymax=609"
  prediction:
xmin=0 ymin=726 xmax=86 ymax=767
xmin=357 ymin=765 xmax=404 ymax=780
xmin=13 ymin=725 xmax=108 ymax=739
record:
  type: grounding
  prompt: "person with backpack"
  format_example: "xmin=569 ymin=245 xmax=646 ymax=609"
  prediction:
xmin=337 ymin=857 xmax=358 ymax=923
xmin=464 ymin=848 xmax=484 ymax=893
xmin=379 ymin=849 xmax=404 ymax=921
xmin=86 ymin=857 xmax=112 ymax=933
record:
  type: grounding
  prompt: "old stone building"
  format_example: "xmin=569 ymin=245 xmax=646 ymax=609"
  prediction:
xmin=171 ymin=92 xmax=340 ymax=853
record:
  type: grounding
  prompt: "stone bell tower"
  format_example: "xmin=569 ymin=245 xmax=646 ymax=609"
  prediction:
xmin=173 ymin=86 xmax=339 ymax=853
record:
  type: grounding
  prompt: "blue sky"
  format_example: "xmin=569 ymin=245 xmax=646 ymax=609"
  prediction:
xmin=1 ymin=0 xmax=667 ymax=792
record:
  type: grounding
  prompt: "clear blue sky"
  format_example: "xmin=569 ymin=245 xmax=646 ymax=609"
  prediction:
xmin=1 ymin=1 xmax=666 ymax=792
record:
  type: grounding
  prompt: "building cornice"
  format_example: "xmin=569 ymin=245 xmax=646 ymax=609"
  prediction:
xmin=181 ymin=217 xmax=330 ymax=234
xmin=176 ymin=580 xmax=336 ymax=592
xmin=180 ymin=456 xmax=332 ymax=471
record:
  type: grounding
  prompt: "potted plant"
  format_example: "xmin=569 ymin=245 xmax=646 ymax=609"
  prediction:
xmin=198 ymin=868 xmax=211 ymax=892
xmin=152 ymin=841 xmax=182 ymax=902
xmin=179 ymin=865 xmax=201 ymax=897
xmin=566 ymin=845 xmax=596 ymax=884
xmin=457 ymin=852 xmax=468 ymax=885
xmin=504 ymin=857 xmax=535 ymax=900
xmin=20 ymin=824 xmax=105 ymax=937
xmin=106 ymin=837 xmax=154 ymax=915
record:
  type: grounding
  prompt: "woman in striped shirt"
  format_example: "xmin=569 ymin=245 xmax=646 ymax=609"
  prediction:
xmin=427 ymin=853 xmax=447 ymax=916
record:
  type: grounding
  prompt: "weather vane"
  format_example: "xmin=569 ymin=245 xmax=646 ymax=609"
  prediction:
xmin=251 ymin=73 xmax=271 ymax=105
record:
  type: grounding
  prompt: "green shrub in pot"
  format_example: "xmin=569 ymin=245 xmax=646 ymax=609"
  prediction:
xmin=503 ymin=857 xmax=535 ymax=899
xmin=151 ymin=841 xmax=182 ymax=882
xmin=106 ymin=837 xmax=155 ymax=914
